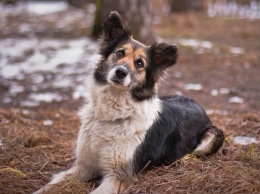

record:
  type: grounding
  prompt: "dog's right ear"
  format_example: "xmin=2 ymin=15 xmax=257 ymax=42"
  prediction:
xmin=150 ymin=42 xmax=179 ymax=69
xmin=99 ymin=11 xmax=132 ymax=57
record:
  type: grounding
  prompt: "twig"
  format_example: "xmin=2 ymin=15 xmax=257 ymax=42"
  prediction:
xmin=120 ymin=160 xmax=152 ymax=194
xmin=38 ymin=160 xmax=49 ymax=172
xmin=91 ymin=182 xmax=96 ymax=192
xmin=14 ymin=154 xmax=48 ymax=180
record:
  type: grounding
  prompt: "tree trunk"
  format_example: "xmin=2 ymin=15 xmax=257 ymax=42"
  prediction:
xmin=67 ymin=0 xmax=92 ymax=9
xmin=92 ymin=0 xmax=154 ymax=44
xmin=169 ymin=0 xmax=207 ymax=12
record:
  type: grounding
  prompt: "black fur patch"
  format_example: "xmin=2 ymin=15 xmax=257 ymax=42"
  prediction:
xmin=99 ymin=11 xmax=132 ymax=59
xmin=131 ymin=43 xmax=179 ymax=101
xmin=133 ymin=95 xmax=212 ymax=173
xmin=150 ymin=43 xmax=179 ymax=69
xmin=94 ymin=60 xmax=108 ymax=84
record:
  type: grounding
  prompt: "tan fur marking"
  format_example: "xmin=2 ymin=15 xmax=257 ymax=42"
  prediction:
xmin=122 ymin=43 xmax=133 ymax=53
xmin=134 ymin=49 xmax=146 ymax=60
xmin=119 ymin=45 xmax=147 ymax=71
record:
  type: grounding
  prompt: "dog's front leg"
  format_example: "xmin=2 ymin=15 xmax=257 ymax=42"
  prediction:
xmin=33 ymin=164 xmax=95 ymax=194
xmin=90 ymin=175 xmax=127 ymax=194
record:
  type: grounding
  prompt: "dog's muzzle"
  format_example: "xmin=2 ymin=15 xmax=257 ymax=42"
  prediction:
xmin=107 ymin=66 xmax=131 ymax=87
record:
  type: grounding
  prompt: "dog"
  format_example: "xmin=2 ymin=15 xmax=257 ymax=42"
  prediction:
xmin=34 ymin=11 xmax=224 ymax=194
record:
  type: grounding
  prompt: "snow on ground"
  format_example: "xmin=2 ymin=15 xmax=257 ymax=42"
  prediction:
xmin=0 ymin=37 xmax=99 ymax=107
xmin=0 ymin=1 xmax=250 ymax=109
xmin=28 ymin=1 xmax=69 ymax=15
xmin=0 ymin=1 xmax=68 ymax=16
xmin=208 ymin=0 xmax=260 ymax=20
xmin=178 ymin=38 xmax=245 ymax=56
xmin=234 ymin=136 xmax=260 ymax=145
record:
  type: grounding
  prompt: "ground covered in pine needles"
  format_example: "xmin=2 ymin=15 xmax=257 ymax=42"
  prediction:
xmin=0 ymin=109 xmax=259 ymax=194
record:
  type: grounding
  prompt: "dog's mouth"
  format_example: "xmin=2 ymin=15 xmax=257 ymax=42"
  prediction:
xmin=111 ymin=78 xmax=121 ymax=85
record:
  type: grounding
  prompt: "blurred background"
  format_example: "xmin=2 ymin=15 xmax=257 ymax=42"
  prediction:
xmin=0 ymin=0 xmax=259 ymax=114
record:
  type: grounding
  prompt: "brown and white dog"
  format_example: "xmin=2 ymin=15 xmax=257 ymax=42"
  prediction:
xmin=34 ymin=11 xmax=224 ymax=194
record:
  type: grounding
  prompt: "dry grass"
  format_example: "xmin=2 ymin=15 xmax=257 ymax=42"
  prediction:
xmin=0 ymin=108 xmax=259 ymax=194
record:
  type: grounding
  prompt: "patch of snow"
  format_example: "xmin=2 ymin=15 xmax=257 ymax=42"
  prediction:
xmin=75 ymin=74 xmax=87 ymax=82
xmin=53 ymin=78 xmax=72 ymax=88
xmin=32 ymin=74 xmax=45 ymax=84
xmin=234 ymin=136 xmax=259 ymax=145
xmin=3 ymin=97 xmax=12 ymax=104
xmin=9 ymin=85 xmax=25 ymax=95
xmin=0 ymin=35 xmax=100 ymax=106
xmin=211 ymin=88 xmax=231 ymax=96
xmin=47 ymin=46 xmax=83 ymax=68
xmin=43 ymin=119 xmax=53 ymax=126
xmin=18 ymin=23 xmax=32 ymax=33
xmin=185 ymin=83 xmax=203 ymax=91
xmin=219 ymin=88 xmax=230 ymax=95
xmin=29 ymin=92 xmax=62 ymax=102
xmin=206 ymin=109 xmax=228 ymax=115
xmin=0 ymin=37 xmax=98 ymax=77
xmin=73 ymin=85 xmax=87 ymax=100
xmin=228 ymin=96 xmax=244 ymax=104
xmin=0 ymin=38 xmax=37 ymax=59
xmin=179 ymin=39 xmax=213 ymax=49
xmin=26 ymin=51 xmax=47 ymax=67
xmin=210 ymin=89 xmax=219 ymax=96
xmin=229 ymin=47 xmax=244 ymax=55
xmin=28 ymin=1 xmax=69 ymax=15
xmin=0 ymin=138 xmax=4 ymax=149
xmin=22 ymin=110 xmax=30 ymax=115
xmin=17 ymin=74 xmax=25 ymax=80
xmin=20 ymin=100 xmax=40 ymax=107
xmin=0 ymin=65 xmax=21 ymax=79
xmin=207 ymin=0 xmax=260 ymax=20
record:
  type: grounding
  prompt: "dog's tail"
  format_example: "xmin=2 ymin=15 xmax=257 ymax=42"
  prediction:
xmin=193 ymin=126 xmax=224 ymax=156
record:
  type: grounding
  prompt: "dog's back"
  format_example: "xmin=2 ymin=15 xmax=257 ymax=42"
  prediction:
xmin=133 ymin=95 xmax=224 ymax=173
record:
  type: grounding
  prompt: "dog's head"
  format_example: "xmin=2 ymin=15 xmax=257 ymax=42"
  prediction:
xmin=94 ymin=11 xmax=178 ymax=101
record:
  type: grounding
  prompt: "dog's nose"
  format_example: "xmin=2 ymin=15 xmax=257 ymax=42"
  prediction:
xmin=115 ymin=67 xmax=128 ymax=79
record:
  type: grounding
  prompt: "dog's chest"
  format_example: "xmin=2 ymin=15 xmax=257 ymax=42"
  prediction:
xmin=78 ymin=111 xmax=148 ymax=166
xmin=77 ymin=87 xmax=161 ymax=168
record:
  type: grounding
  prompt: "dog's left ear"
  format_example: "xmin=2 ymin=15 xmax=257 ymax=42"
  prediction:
xmin=102 ymin=11 xmax=131 ymax=42
xmin=150 ymin=43 xmax=179 ymax=69
xmin=100 ymin=11 xmax=132 ymax=57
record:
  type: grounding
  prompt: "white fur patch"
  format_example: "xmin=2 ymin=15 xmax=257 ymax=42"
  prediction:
xmin=193 ymin=132 xmax=215 ymax=156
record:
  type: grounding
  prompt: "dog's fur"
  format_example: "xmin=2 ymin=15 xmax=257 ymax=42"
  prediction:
xmin=34 ymin=12 xmax=224 ymax=194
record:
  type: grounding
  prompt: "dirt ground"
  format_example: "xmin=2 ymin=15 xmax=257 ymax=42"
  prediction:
xmin=0 ymin=3 xmax=259 ymax=194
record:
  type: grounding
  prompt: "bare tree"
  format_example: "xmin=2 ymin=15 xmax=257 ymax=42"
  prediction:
xmin=92 ymin=0 xmax=154 ymax=44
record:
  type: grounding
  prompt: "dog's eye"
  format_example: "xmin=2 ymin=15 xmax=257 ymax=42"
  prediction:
xmin=116 ymin=50 xmax=125 ymax=59
xmin=135 ymin=59 xmax=144 ymax=69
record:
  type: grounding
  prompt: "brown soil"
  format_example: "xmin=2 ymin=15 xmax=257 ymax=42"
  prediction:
xmin=0 ymin=6 xmax=260 ymax=194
